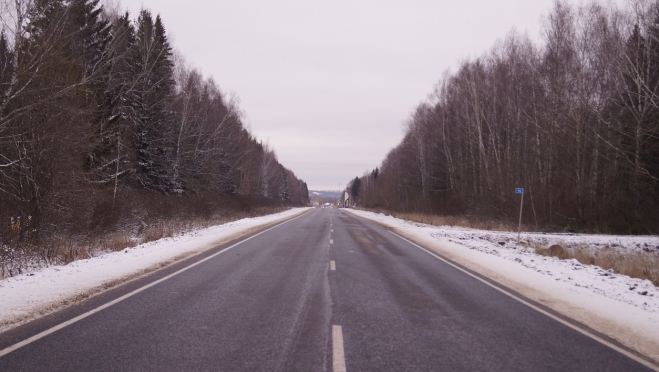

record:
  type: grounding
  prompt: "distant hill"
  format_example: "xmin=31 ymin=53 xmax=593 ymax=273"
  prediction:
xmin=309 ymin=190 xmax=342 ymax=205
xmin=310 ymin=190 xmax=342 ymax=198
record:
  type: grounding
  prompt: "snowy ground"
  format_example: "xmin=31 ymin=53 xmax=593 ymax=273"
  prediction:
xmin=345 ymin=208 xmax=659 ymax=364
xmin=2 ymin=206 xmax=658 ymax=363
xmin=0 ymin=208 xmax=310 ymax=331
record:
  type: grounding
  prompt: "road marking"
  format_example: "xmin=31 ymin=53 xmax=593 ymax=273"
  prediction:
xmin=332 ymin=325 xmax=347 ymax=372
xmin=389 ymin=231 xmax=659 ymax=371
xmin=330 ymin=239 xmax=333 ymax=245
xmin=0 ymin=211 xmax=310 ymax=359
xmin=330 ymin=260 xmax=336 ymax=271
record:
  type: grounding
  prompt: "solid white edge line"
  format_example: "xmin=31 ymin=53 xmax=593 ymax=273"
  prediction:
xmin=389 ymin=231 xmax=659 ymax=372
xmin=330 ymin=260 xmax=336 ymax=271
xmin=0 ymin=210 xmax=310 ymax=358
xmin=332 ymin=325 xmax=347 ymax=372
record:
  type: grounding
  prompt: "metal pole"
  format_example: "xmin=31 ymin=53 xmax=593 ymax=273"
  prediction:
xmin=517 ymin=191 xmax=524 ymax=244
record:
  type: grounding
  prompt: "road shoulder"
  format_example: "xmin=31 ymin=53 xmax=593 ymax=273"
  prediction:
xmin=0 ymin=208 xmax=311 ymax=333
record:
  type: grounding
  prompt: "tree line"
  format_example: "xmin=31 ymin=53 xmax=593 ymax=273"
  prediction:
xmin=350 ymin=0 xmax=659 ymax=234
xmin=0 ymin=0 xmax=308 ymax=243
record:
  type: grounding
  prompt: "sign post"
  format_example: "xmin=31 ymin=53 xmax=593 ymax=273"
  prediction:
xmin=515 ymin=188 xmax=524 ymax=244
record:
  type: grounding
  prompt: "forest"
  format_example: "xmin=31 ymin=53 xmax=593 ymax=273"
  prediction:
xmin=0 ymin=0 xmax=309 ymax=250
xmin=350 ymin=0 xmax=659 ymax=234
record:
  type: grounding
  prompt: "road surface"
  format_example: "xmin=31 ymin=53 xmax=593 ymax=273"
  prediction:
xmin=0 ymin=208 xmax=654 ymax=371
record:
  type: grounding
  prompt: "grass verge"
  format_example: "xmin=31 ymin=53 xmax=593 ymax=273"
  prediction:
xmin=0 ymin=206 xmax=289 ymax=279
xmin=537 ymin=244 xmax=659 ymax=286
xmin=361 ymin=208 xmax=518 ymax=231
xmin=360 ymin=208 xmax=659 ymax=287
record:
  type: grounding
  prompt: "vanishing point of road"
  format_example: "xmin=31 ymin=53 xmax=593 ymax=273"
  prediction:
xmin=0 ymin=208 xmax=654 ymax=371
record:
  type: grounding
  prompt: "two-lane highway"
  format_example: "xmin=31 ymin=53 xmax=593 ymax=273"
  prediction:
xmin=0 ymin=208 xmax=654 ymax=371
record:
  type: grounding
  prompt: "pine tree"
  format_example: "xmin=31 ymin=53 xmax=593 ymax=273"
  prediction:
xmin=0 ymin=32 xmax=13 ymax=100
xmin=350 ymin=177 xmax=361 ymax=201
xmin=26 ymin=0 xmax=66 ymax=39
xmin=65 ymin=0 xmax=111 ymax=76
xmin=85 ymin=11 xmax=136 ymax=202
xmin=300 ymin=181 xmax=309 ymax=204
xmin=152 ymin=15 xmax=175 ymax=99
xmin=64 ymin=0 xmax=117 ymax=185
xmin=129 ymin=10 xmax=176 ymax=192
xmin=280 ymin=165 xmax=289 ymax=201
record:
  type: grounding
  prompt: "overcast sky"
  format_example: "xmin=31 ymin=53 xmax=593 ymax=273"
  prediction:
xmin=116 ymin=0 xmax=615 ymax=190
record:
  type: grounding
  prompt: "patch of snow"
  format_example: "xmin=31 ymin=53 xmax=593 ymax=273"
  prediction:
xmin=345 ymin=209 xmax=659 ymax=363
xmin=0 ymin=208 xmax=310 ymax=331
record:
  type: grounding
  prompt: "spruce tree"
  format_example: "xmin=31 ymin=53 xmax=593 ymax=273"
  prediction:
xmin=129 ymin=10 xmax=177 ymax=192
xmin=300 ymin=182 xmax=309 ymax=204
xmin=86 ymin=12 xmax=136 ymax=199
xmin=0 ymin=32 xmax=13 ymax=99
xmin=350 ymin=177 xmax=361 ymax=201
xmin=65 ymin=0 xmax=111 ymax=76
xmin=280 ymin=165 xmax=289 ymax=201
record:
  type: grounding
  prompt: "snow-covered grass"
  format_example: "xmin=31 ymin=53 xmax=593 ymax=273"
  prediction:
xmin=0 ymin=208 xmax=310 ymax=332
xmin=364 ymin=209 xmax=659 ymax=286
xmin=1 ymin=206 xmax=291 ymax=279
xmin=345 ymin=208 xmax=659 ymax=364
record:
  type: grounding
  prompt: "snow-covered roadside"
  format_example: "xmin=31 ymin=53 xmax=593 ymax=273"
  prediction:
xmin=0 ymin=208 xmax=310 ymax=331
xmin=345 ymin=209 xmax=659 ymax=364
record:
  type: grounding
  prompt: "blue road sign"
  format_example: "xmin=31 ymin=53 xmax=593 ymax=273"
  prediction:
xmin=515 ymin=188 xmax=524 ymax=194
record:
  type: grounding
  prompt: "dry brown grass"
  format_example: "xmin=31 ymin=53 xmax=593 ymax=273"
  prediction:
xmin=567 ymin=248 xmax=659 ymax=286
xmin=29 ymin=237 xmax=94 ymax=265
xmin=362 ymin=209 xmax=518 ymax=231
xmin=537 ymin=245 xmax=659 ymax=286
xmin=141 ymin=222 xmax=176 ymax=244
xmin=104 ymin=234 xmax=138 ymax=252
xmin=103 ymin=206 xmax=290 ymax=251
xmin=360 ymin=208 xmax=659 ymax=287
xmin=1 ymin=206 xmax=290 ymax=279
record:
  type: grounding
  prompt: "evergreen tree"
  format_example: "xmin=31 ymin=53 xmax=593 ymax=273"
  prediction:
xmin=300 ymin=181 xmax=309 ymax=204
xmin=26 ymin=0 xmax=66 ymax=39
xmin=129 ymin=10 xmax=176 ymax=192
xmin=371 ymin=167 xmax=379 ymax=180
xmin=350 ymin=176 xmax=361 ymax=201
xmin=63 ymin=0 xmax=116 ymax=186
xmin=152 ymin=15 xmax=175 ymax=98
xmin=0 ymin=32 xmax=13 ymax=99
xmin=65 ymin=0 xmax=111 ymax=76
xmin=280 ymin=165 xmax=289 ymax=200
xmin=86 ymin=12 xmax=135 ymax=199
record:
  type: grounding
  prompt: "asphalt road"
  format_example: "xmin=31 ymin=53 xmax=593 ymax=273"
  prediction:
xmin=0 ymin=208 xmax=654 ymax=371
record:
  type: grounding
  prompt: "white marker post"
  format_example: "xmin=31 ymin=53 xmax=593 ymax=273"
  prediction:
xmin=516 ymin=188 xmax=524 ymax=244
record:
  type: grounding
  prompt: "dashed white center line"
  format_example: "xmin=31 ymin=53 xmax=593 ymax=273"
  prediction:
xmin=330 ymin=239 xmax=334 ymax=245
xmin=330 ymin=260 xmax=336 ymax=271
xmin=332 ymin=325 xmax=347 ymax=372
